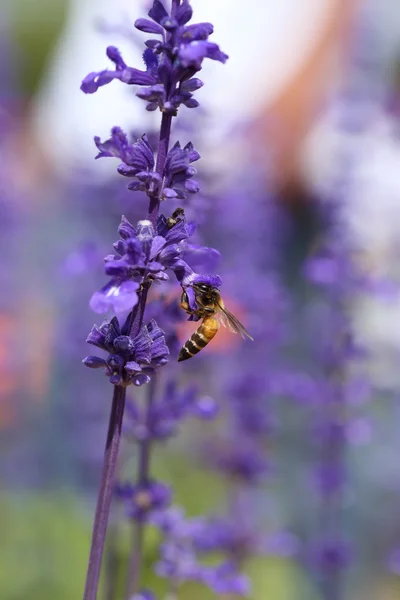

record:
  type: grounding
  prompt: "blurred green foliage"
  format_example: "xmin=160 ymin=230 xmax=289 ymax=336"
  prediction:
xmin=11 ymin=0 xmax=68 ymax=95
xmin=0 ymin=489 xmax=314 ymax=600
xmin=0 ymin=492 xmax=89 ymax=600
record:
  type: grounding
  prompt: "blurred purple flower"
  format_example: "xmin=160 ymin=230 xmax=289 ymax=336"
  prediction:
xmin=131 ymin=591 xmax=156 ymax=600
xmin=203 ymin=561 xmax=251 ymax=597
xmin=116 ymin=480 xmax=172 ymax=521
xmin=308 ymin=537 xmax=352 ymax=573
xmin=207 ymin=439 xmax=270 ymax=483
xmin=124 ymin=380 xmax=218 ymax=441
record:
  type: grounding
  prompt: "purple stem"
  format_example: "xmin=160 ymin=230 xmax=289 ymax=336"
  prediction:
xmin=125 ymin=376 xmax=157 ymax=599
xmin=83 ymin=385 xmax=127 ymax=600
xmin=125 ymin=4 xmax=179 ymax=595
xmin=147 ymin=2 xmax=180 ymax=226
xmin=148 ymin=111 xmax=173 ymax=229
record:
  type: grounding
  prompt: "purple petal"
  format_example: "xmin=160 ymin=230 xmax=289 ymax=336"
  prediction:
xmin=176 ymin=0 xmax=193 ymax=25
xmin=148 ymin=0 xmax=169 ymax=24
xmin=195 ymin=273 xmax=222 ymax=288
xmin=81 ymin=51 xmax=156 ymax=93
xmin=162 ymin=187 xmax=178 ymax=199
xmin=121 ymin=67 xmax=156 ymax=85
xmin=104 ymin=258 xmax=129 ymax=278
xmin=128 ymin=181 xmax=144 ymax=191
xmin=150 ymin=235 xmax=167 ymax=259
xmin=146 ymin=102 xmax=159 ymax=112
xmin=82 ymin=356 xmax=107 ymax=369
xmin=181 ymin=78 xmax=204 ymax=92
xmin=185 ymin=285 xmax=197 ymax=311
xmin=118 ymin=215 xmax=137 ymax=239
xmin=125 ymin=360 xmax=142 ymax=374
xmin=81 ymin=71 xmax=110 ymax=94
xmin=136 ymin=84 xmax=165 ymax=100
xmin=184 ymin=178 xmax=200 ymax=193
xmin=134 ymin=325 xmax=153 ymax=364
xmin=106 ymin=46 xmax=126 ymax=68
xmin=148 ymin=324 xmax=169 ymax=361
xmin=109 ymin=373 xmax=122 ymax=385
xmin=181 ymin=22 xmax=214 ymax=41
xmin=90 ymin=280 xmax=139 ymax=314
xmin=94 ymin=127 xmax=130 ymax=161
xmin=135 ymin=18 xmax=164 ymax=34
xmin=137 ymin=134 xmax=155 ymax=167
xmin=183 ymin=98 xmax=200 ymax=109
xmin=145 ymin=39 xmax=163 ymax=50
xmin=164 ymin=222 xmax=189 ymax=244
xmin=134 ymin=373 xmax=152 ymax=386
xmin=172 ymin=259 xmax=194 ymax=284
xmin=117 ymin=165 xmax=138 ymax=177
xmin=86 ymin=324 xmax=106 ymax=348
xmin=183 ymin=142 xmax=200 ymax=162
xmin=178 ymin=41 xmax=228 ymax=69
xmin=143 ymin=47 xmax=159 ymax=71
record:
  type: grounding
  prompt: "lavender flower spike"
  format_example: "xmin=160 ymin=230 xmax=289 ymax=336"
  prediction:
xmin=81 ymin=2 xmax=228 ymax=598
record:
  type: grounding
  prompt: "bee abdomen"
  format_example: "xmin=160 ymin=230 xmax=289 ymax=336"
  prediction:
xmin=178 ymin=317 xmax=219 ymax=362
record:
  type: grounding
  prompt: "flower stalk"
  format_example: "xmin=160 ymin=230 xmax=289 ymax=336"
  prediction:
xmin=83 ymin=385 xmax=127 ymax=600
xmin=148 ymin=112 xmax=173 ymax=228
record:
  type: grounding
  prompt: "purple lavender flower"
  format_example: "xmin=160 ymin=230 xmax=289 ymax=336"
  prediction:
xmin=308 ymin=537 xmax=352 ymax=573
xmin=161 ymin=141 xmax=201 ymax=198
xmin=93 ymin=127 xmax=201 ymax=200
xmin=131 ymin=591 xmax=156 ymax=600
xmin=116 ymin=480 xmax=172 ymax=521
xmin=83 ymin=315 xmax=169 ymax=386
xmin=90 ymin=215 xmax=184 ymax=313
xmin=192 ymin=515 xmax=265 ymax=561
xmin=124 ymin=380 xmax=218 ymax=441
xmin=81 ymin=46 xmax=157 ymax=94
xmin=90 ymin=213 xmax=219 ymax=313
xmin=150 ymin=506 xmax=251 ymax=595
xmin=202 ymin=561 xmax=251 ymax=597
xmin=81 ymin=0 xmax=228 ymax=114
xmin=208 ymin=439 xmax=270 ymax=483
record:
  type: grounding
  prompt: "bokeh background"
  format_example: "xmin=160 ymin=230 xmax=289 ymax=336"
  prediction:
xmin=3 ymin=0 xmax=400 ymax=598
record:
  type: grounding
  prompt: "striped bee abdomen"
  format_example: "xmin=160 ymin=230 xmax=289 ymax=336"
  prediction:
xmin=178 ymin=316 xmax=219 ymax=362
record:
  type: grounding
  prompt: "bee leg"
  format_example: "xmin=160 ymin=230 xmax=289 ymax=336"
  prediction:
xmin=180 ymin=290 xmax=192 ymax=313
xmin=180 ymin=301 xmax=190 ymax=312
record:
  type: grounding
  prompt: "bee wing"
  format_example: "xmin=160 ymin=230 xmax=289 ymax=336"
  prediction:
xmin=217 ymin=303 xmax=254 ymax=341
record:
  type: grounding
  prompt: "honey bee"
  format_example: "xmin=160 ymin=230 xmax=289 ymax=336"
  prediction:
xmin=178 ymin=281 xmax=253 ymax=361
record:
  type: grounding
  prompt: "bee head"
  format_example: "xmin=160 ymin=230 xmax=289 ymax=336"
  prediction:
xmin=193 ymin=283 xmax=221 ymax=308
xmin=195 ymin=283 xmax=211 ymax=293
